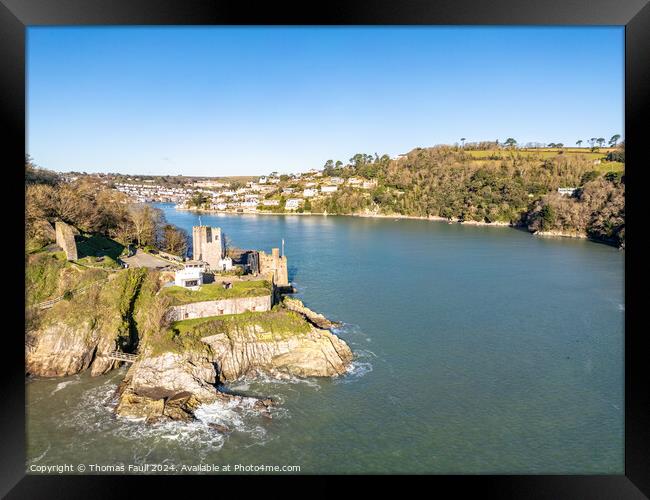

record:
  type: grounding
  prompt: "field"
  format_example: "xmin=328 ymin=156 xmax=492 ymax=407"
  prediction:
xmin=464 ymin=147 xmax=624 ymax=174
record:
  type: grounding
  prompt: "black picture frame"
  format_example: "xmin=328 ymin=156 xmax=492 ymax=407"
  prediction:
xmin=2 ymin=0 xmax=648 ymax=497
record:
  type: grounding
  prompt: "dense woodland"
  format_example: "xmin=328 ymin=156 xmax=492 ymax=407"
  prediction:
xmin=312 ymin=143 xmax=625 ymax=247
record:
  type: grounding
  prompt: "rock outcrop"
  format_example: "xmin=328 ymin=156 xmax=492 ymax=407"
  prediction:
xmin=113 ymin=308 xmax=353 ymax=422
xmin=26 ymin=322 xmax=98 ymax=377
xmin=128 ymin=350 xmax=218 ymax=403
xmin=26 ymin=321 xmax=123 ymax=378
xmin=114 ymin=349 xmax=274 ymax=423
xmin=202 ymin=326 xmax=352 ymax=381
xmin=282 ymin=297 xmax=342 ymax=329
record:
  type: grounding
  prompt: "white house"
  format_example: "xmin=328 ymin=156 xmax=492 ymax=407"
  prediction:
xmin=303 ymin=188 xmax=317 ymax=198
xmin=329 ymin=177 xmax=344 ymax=185
xmin=285 ymin=198 xmax=302 ymax=210
xmin=321 ymin=185 xmax=338 ymax=193
xmin=262 ymin=199 xmax=280 ymax=206
xmin=558 ymin=187 xmax=577 ymax=196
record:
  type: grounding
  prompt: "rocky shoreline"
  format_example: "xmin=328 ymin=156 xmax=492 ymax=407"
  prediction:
xmin=26 ymin=291 xmax=353 ymax=425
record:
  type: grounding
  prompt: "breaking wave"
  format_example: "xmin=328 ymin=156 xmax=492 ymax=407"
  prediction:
xmin=50 ymin=378 xmax=81 ymax=395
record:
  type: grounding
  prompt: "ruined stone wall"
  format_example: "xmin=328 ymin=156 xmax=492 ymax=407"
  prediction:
xmin=258 ymin=248 xmax=288 ymax=287
xmin=192 ymin=226 xmax=225 ymax=269
xmin=55 ymin=221 xmax=78 ymax=261
xmin=167 ymin=294 xmax=272 ymax=322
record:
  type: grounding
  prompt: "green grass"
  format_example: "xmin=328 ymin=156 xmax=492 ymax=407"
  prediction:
xmin=148 ymin=309 xmax=313 ymax=356
xmin=171 ymin=309 xmax=312 ymax=340
xmin=76 ymin=233 xmax=125 ymax=260
xmin=160 ymin=280 xmax=272 ymax=305
xmin=466 ymin=149 xmax=609 ymax=160
xmin=25 ymin=252 xmax=68 ymax=305
xmin=592 ymin=161 xmax=624 ymax=175
xmin=75 ymin=255 xmax=122 ymax=269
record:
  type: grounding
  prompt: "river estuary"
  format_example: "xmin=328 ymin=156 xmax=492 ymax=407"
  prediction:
xmin=27 ymin=204 xmax=624 ymax=474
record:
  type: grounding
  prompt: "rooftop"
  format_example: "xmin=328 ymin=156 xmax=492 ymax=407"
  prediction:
xmin=161 ymin=279 xmax=272 ymax=305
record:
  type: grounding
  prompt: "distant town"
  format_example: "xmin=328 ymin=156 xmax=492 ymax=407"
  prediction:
xmin=61 ymin=167 xmax=381 ymax=214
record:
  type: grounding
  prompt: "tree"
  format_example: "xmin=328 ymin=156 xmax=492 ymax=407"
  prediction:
xmin=188 ymin=191 xmax=210 ymax=208
xmin=460 ymin=138 xmax=466 ymax=148
xmin=161 ymin=224 xmax=188 ymax=257
xmin=129 ymin=204 xmax=163 ymax=247
xmin=609 ymin=134 xmax=621 ymax=147
xmin=597 ymin=138 xmax=606 ymax=148
xmin=504 ymin=138 xmax=517 ymax=149
xmin=588 ymin=138 xmax=598 ymax=151
xmin=540 ymin=204 xmax=556 ymax=231
xmin=576 ymin=140 xmax=583 ymax=147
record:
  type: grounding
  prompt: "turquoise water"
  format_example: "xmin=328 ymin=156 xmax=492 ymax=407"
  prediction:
xmin=26 ymin=204 xmax=624 ymax=473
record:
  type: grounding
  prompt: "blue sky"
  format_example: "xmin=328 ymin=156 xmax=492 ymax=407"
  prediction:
xmin=27 ymin=26 xmax=624 ymax=176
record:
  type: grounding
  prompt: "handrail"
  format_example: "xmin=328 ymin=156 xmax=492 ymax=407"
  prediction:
xmin=33 ymin=277 xmax=110 ymax=309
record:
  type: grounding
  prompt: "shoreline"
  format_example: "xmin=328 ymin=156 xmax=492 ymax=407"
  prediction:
xmin=173 ymin=205 xmax=514 ymax=228
xmin=532 ymin=230 xmax=589 ymax=240
xmin=171 ymin=204 xmax=620 ymax=248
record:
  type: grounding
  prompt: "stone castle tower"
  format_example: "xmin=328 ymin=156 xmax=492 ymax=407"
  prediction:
xmin=192 ymin=225 xmax=225 ymax=269
xmin=259 ymin=247 xmax=289 ymax=287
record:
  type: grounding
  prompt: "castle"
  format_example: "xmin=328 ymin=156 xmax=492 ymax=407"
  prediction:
xmin=192 ymin=225 xmax=231 ymax=271
xmin=258 ymin=248 xmax=289 ymax=287
xmin=191 ymin=223 xmax=288 ymax=287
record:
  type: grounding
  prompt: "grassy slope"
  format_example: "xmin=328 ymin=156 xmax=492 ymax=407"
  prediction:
xmin=465 ymin=148 xmax=623 ymax=174
xmin=148 ymin=309 xmax=313 ymax=356
xmin=25 ymin=252 xmax=112 ymax=305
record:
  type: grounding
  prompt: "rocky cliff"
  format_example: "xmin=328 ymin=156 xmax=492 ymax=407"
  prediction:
xmin=114 ymin=308 xmax=353 ymax=422
xmin=26 ymin=260 xmax=354 ymax=424
xmin=25 ymin=268 xmax=148 ymax=378
xmin=203 ymin=325 xmax=352 ymax=381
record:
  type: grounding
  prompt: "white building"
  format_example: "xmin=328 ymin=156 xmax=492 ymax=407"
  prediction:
xmin=321 ymin=185 xmax=338 ymax=193
xmin=329 ymin=177 xmax=345 ymax=185
xmin=558 ymin=187 xmax=577 ymax=196
xmin=262 ymin=199 xmax=280 ymax=206
xmin=217 ymin=256 xmax=233 ymax=271
xmin=303 ymin=188 xmax=317 ymax=198
xmin=285 ymin=198 xmax=302 ymax=210
xmin=174 ymin=266 xmax=204 ymax=290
